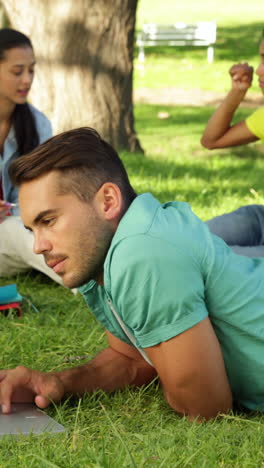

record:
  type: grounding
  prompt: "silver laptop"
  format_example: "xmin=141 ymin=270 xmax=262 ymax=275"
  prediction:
xmin=0 ymin=403 xmax=66 ymax=437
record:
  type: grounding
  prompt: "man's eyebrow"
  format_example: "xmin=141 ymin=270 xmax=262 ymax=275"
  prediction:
xmin=33 ymin=209 xmax=57 ymax=225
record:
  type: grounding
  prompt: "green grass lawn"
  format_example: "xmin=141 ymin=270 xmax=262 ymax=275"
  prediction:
xmin=132 ymin=104 xmax=264 ymax=219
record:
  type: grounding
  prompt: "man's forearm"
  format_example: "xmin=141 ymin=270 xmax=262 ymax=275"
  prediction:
xmin=54 ymin=347 xmax=156 ymax=396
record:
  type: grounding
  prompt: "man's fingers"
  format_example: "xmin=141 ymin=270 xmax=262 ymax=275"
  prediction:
xmin=0 ymin=366 xmax=33 ymax=413
xmin=35 ymin=395 xmax=51 ymax=409
xmin=0 ymin=381 xmax=14 ymax=413
xmin=0 ymin=367 xmax=65 ymax=413
xmin=34 ymin=374 xmax=65 ymax=408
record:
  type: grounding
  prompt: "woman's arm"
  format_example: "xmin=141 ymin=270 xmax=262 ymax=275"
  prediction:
xmin=201 ymin=63 xmax=258 ymax=149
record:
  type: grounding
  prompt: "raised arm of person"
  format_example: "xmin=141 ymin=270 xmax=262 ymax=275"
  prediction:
xmin=0 ymin=331 xmax=156 ymax=414
xmin=201 ymin=63 xmax=258 ymax=149
xmin=145 ymin=317 xmax=232 ymax=421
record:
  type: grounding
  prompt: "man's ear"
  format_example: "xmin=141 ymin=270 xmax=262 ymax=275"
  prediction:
xmin=94 ymin=183 xmax=123 ymax=221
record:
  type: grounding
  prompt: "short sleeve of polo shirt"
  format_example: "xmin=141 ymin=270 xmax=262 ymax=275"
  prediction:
xmin=108 ymin=233 xmax=208 ymax=348
xmin=245 ymin=107 xmax=264 ymax=140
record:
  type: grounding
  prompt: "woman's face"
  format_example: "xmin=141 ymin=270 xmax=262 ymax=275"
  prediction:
xmin=0 ymin=46 xmax=35 ymax=106
xmin=256 ymin=39 xmax=264 ymax=94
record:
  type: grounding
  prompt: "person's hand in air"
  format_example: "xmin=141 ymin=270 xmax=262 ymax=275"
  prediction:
xmin=229 ymin=62 xmax=254 ymax=92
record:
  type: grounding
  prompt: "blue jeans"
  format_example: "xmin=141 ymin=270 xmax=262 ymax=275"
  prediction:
xmin=206 ymin=204 xmax=264 ymax=257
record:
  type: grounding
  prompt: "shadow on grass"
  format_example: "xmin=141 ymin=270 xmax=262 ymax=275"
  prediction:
xmin=121 ymin=149 xmax=264 ymax=208
xmin=125 ymin=150 xmax=261 ymax=183
xmin=217 ymin=23 xmax=263 ymax=61
xmin=134 ymin=104 xmax=253 ymax=136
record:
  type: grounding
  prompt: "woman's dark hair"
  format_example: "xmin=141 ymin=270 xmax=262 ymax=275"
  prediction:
xmin=0 ymin=28 xmax=39 ymax=154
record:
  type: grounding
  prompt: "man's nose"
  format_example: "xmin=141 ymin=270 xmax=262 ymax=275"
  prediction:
xmin=33 ymin=234 xmax=52 ymax=255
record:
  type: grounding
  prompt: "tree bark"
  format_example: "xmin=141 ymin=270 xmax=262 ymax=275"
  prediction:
xmin=2 ymin=0 xmax=143 ymax=152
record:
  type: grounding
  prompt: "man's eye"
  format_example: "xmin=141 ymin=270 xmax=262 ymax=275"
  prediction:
xmin=42 ymin=218 xmax=55 ymax=225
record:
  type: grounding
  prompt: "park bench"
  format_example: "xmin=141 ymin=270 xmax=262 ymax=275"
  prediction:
xmin=136 ymin=22 xmax=217 ymax=64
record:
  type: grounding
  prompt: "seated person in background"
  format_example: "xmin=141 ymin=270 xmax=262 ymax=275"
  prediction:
xmin=201 ymin=31 xmax=264 ymax=258
xmin=0 ymin=28 xmax=61 ymax=283
xmin=3 ymin=128 xmax=264 ymax=422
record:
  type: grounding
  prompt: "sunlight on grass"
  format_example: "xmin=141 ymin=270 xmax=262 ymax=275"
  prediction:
xmin=136 ymin=0 xmax=264 ymax=28
xmin=134 ymin=54 xmax=260 ymax=93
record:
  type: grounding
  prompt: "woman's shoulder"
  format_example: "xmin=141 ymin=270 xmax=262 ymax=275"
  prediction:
xmin=246 ymin=106 xmax=264 ymax=123
xmin=245 ymin=107 xmax=264 ymax=141
xmin=28 ymin=104 xmax=52 ymax=142
xmin=28 ymin=103 xmax=50 ymax=124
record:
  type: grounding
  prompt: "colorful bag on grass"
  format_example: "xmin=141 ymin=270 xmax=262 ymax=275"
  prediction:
xmin=0 ymin=284 xmax=23 ymax=316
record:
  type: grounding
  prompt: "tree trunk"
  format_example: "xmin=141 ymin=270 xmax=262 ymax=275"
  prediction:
xmin=2 ymin=0 xmax=143 ymax=152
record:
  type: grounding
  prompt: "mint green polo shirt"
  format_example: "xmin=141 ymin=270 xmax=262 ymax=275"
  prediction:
xmin=79 ymin=193 xmax=264 ymax=411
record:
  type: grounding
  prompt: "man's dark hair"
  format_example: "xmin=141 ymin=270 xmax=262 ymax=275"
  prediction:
xmin=9 ymin=127 xmax=137 ymax=208
xmin=0 ymin=28 xmax=39 ymax=154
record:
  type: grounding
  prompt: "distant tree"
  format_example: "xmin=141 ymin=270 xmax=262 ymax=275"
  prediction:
xmin=2 ymin=0 xmax=143 ymax=152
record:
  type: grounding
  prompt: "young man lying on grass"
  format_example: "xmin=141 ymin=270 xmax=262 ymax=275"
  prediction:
xmin=1 ymin=127 xmax=264 ymax=422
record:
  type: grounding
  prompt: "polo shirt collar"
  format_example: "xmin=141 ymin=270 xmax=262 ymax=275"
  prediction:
xmin=110 ymin=193 xmax=160 ymax=245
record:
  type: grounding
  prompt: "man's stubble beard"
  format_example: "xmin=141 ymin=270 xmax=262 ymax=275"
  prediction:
xmin=65 ymin=218 xmax=114 ymax=289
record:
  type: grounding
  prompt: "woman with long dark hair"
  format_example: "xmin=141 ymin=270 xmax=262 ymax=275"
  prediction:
xmin=0 ymin=28 xmax=61 ymax=282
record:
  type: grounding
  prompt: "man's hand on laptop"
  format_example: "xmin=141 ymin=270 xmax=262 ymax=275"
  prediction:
xmin=0 ymin=366 xmax=64 ymax=413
